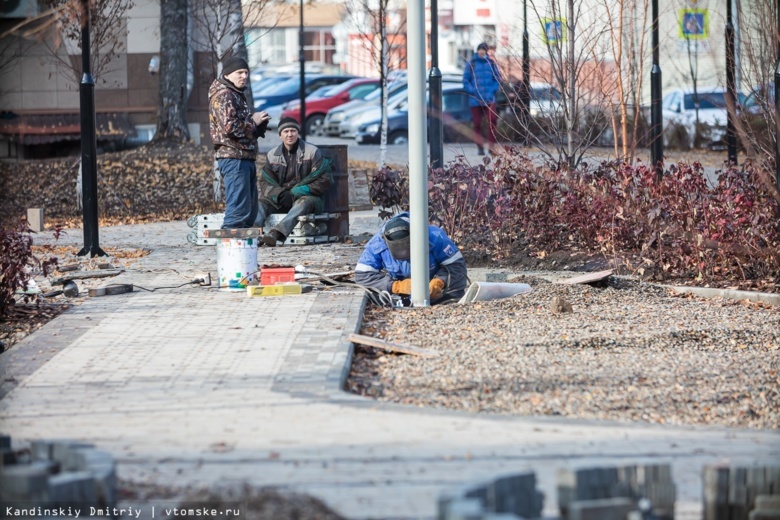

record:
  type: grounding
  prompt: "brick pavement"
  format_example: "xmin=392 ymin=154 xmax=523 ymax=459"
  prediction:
xmin=0 ymin=215 xmax=778 ymax=519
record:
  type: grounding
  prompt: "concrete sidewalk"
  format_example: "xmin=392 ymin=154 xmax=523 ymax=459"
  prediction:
xmin=1 ymin=213 xmax=777 ymax=519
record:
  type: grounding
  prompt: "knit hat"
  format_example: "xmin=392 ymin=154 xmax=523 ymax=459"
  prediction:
xmin=278 ymin=116 xmax=300 ymax=135
xmin=477 ymin=42 xmax=489 ymax=52
xmin=222 ymin=56 xmax=249 ymax=77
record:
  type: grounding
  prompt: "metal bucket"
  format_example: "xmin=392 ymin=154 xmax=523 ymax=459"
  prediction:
xmin=216 ymin=237 xmax=258 ymax=290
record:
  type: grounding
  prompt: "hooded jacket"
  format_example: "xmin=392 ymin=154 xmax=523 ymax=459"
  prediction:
xmin=208 ymin=77 xmax=267 ymax=159
xmin=260 ymin=139 xmax=332 ymax=213
xmin=462 ymin=54 xmax=502 ymax=108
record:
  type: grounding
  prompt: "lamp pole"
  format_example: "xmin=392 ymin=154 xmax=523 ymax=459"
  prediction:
xmin=522 ymin=0 xmax=530 ymax=145
xmin=650 ymin=0 xmax=663 ymax=179
xmin=78 ymin=0 xmax=105 ymax=257
xmin=299 ymin=0 xmax=306 ymax=139
xmin=428 ymin=0 xmax=443 ymax=169
xmin=725 ymin=0 xmax=738 ymax=164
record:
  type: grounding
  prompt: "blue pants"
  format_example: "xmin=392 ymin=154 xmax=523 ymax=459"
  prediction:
xmin=219 ymin=158 xmax=258 ymax=229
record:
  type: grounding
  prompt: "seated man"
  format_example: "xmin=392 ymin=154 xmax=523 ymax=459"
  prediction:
xmin=355 ymin=212 xmax=469 ymax=304
xmin=256 ymin=117 xmax=332 ymax=246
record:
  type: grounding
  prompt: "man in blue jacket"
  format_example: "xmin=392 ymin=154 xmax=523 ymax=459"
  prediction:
xmin=355 ymin=213 xmax=469 ymax=304
xmin=462 ymin=42 xmax=502 ymax=156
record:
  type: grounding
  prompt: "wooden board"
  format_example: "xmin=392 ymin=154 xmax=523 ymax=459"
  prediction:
xmin=555 ymin=269 xmax=613 ymax=285
xmin=347 ymin=333 xmax=439 ymax=358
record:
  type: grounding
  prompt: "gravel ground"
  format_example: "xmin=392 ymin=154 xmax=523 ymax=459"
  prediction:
xmin=347 ymin=276 xmax=780 ymax=430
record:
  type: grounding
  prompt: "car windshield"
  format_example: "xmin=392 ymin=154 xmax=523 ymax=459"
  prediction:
xmin=308 ymin=85 xmax=336 ymax=99
xmin=363 ymin=81 xmax=408 ymax=102
xmin=531 ymin=86 xmax=562 ymax=101
xmin=262 ymin=77 xmax=306 ymax=96
xmin=683 ymin=91 xmax=748 ymax=110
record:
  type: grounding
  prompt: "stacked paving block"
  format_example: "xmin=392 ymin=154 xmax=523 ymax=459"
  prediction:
xmin=557 ymin=464 xmax=675 ymax=520
xmin=703 ymin=465 xmax=780 ymax=520
xmin=438 ymin=471 xmax=545 ymax=519
xmin=0 ymin=435 xmax=116 ymax=513
xmin=348 ymin=169 xmax=373 ymax=211
xmin=187 ymin=212 xmax=341 ymax=246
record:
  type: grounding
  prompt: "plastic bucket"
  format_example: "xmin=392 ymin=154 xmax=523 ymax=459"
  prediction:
xmin=216 ymin=237 xmax=258 ymax=290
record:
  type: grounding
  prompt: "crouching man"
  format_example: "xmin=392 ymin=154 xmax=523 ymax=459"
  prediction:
xmin=256 ymin=117 xmax=332 ymax=246
xmin=355 ymin=212 xmax=469 ymax=304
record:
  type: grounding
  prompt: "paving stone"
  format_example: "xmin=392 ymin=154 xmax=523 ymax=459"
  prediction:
xmin=567 ymin=497 xmax=635 ymax=520
xmin=0 ymin=462 xmax=51 ymax=503
xmin=47 ymin=471 xmax=98 ymax=507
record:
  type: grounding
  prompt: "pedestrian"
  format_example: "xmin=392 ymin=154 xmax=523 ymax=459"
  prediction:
xmin=208 ymin=56 xmax=270 ymax=229
xmin=462 ymin=42 xmax=502 ymax=155
xmin=355 ymin=212 xmax=469 ymax=305
xmin=256 ymin=116 xmax=332 ymax=246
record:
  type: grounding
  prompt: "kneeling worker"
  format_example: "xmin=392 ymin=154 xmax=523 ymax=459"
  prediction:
xmin=256 ymin=117 xmax=332 ymax=246
xmin=355 ymin=212 xmax=469 ymax=304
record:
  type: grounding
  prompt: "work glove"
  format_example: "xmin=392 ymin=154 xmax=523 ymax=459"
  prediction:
xmin=290 ymin=185 xmax=310 ymax=199
xmin=391 ymin=278 xmax=412 ymax=295
xmin=277 ymin=190 xmax=293 ymax=209
xmin=429 ymin=278 xmax=445 ymax=300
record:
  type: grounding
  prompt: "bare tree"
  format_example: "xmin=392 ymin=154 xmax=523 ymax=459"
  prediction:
xmin=37 ymin=0 xmax=134 ymax=87
xmin=153 ymin=0 xmax=190 ymax=143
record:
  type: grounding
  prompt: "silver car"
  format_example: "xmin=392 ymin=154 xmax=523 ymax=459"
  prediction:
xmin=323 ymin=81 xmax=407 ymax=136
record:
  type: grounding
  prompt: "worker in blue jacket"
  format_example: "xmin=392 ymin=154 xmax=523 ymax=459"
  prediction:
xmin=355 ymin=212 xmax=469 ymax=304
xmin=462 ymin=42 xmax=502 ymax=156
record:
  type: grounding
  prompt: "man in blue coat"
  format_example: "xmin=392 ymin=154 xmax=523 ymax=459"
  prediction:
xmin=462 ymin=42 xmax=502 ymax=155
xmin=355 ymin=212 xmax=469 ymax=304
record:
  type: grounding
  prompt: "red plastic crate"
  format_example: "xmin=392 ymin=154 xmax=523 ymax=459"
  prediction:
xmin=261 ymin=266 xmax=295 ymax=285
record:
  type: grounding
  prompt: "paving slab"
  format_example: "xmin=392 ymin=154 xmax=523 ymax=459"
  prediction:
xmin=1 ymin=217 xmax=778 ymax=519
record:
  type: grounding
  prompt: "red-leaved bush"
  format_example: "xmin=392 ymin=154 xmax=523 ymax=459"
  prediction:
xmin=377 ymin=148 xmax=780 ymax=284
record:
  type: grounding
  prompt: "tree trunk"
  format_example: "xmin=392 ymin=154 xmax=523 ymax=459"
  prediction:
xmin=154 ymin=0 xmax=190 ymax=144
xmin=228 ymin=0 xmax=254 ymax=109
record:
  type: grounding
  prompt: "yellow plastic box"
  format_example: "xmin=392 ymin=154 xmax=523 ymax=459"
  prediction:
xmin=246 ymin=284 xmax=303 ymax=297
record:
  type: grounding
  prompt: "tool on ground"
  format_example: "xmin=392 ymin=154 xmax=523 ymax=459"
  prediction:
xmin=89 ymin=284 xmax=134 ymax=297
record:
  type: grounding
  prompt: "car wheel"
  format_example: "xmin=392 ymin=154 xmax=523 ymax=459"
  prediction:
xmin=389 ymin=131 xmax=408 ymax=145
xmin=305 ymin=114 xmax=325 ymax=136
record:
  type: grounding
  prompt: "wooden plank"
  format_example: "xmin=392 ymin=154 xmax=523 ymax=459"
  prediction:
xmin=555 ymin=269 xmax=613 ymax=285
xmin=52 ymin=270 xmax=124 ymax=284
xmin=347 ymin=333 xmax=439 ymax=358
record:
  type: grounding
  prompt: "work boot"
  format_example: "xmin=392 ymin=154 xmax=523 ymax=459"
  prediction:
xmin=262 ymin=229 xmax=285 ymax=247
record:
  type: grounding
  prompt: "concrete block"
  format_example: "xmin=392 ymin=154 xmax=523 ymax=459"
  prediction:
xmin=442 ymin=498 xmax=484 ymax=520
xmin=568 ymin=497 xmax=635 ymax=520
xmin=749 ymin=511 xmax=780 ymax=520
xmin=482 ymin=514 xmax=525 ymax=520
xmin=0 ymin=462 xmax=51 ymax=502
xmin=489 ymin=473 xmax=543 ymax=518
xmin=756 ymin=496 xmax=780 ymax=510
xmin=27 ymin=208 xmax=44 ymax=232
xmin=48 ymin=471 xmax=98 ymax=507
xmin=0 ymin=434 xmax=11 ymax=449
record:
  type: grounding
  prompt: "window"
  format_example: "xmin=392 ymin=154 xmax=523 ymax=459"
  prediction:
xmin=304 ymin=30 xmax=336 ymax=64
xmin=348 ymin=84 xmax=378 ymax=100
xmin=443 ymin=92 xmax=469 ymax=112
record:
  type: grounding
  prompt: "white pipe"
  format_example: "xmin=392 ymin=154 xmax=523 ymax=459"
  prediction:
xmin=457 ymin=282 xmax=533 ymax=304
xmin=408 ymin=0 xmax=430 ymax=307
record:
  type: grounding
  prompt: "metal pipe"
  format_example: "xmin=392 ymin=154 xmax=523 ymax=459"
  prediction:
xmin=299 ymin=0 xmax=306 ymax=139
xmin=650 ymin=0 xmax=663 ymax=179
xmin=726 ymin=0 xmax=738 ymax=164
xmin=408 ymin=0 xmax=430 ymax=307
xmin=429 ymin=0 xmax=443 ymax=169
xmin=78 ymin=0 xmax=105 ymax=258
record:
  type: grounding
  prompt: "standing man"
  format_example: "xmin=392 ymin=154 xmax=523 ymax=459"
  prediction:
xmin=462 ymin=42 xmax=502 ymax=156
xmin=355 ymin=212 xmax=469 ymax=305
xmin=208 ymin=56 xmax=270 ymax=229
xmin=255 ymin=116 xmax=332 ymax=246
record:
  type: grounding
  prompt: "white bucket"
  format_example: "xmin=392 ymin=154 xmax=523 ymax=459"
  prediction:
xmin=216 ymin=237 xmax=258 ymax=290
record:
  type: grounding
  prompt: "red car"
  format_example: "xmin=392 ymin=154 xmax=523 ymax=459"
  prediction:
xmin=280 ymin=78 xmax=379 ymax=136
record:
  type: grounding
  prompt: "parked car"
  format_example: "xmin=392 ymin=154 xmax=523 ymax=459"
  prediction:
xmin=336 ymin=77 xmax=463 ymax=138
xmin=354 ymin=85 xmax=473 ymax=145
xmin=253 ymin=74 xmax=356 ymax=128
xmin=323 ymin=79 xmax=409 ymax=137
xmin=496 ymin=81 xmax=563 ymax=118
xmin=662 ymin=87 xmax=747 ymax=148
xmin=280 ymin=78 xmax=380 ymax=136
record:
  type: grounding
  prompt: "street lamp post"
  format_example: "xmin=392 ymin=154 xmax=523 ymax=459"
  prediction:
xmin=429 ymin=0 xmax=444 ymax=169
xmin=299 ymin=0 xmax=306 ymax=139
xmin=78 ymin=0 xmax=105 ymax=257
xmin=726 ymin=0 xmax=738 ymax=164
xmin=650 ymin=0 xmax=663 ymax=178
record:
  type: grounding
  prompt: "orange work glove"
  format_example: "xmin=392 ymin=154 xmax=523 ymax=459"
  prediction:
xmin=429 ymin=278 xmax=445 ymax=300
xmin=391 ymin=278 xmax=412 ymax=295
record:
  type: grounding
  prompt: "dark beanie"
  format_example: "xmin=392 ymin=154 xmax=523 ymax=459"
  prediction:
xmin=477 ymin=42 xmax=489 ymax=52
xmin=278 ymin=116 xmax=300 ymax=135
xmin=222 ymin=56 xmax=249 ymax=77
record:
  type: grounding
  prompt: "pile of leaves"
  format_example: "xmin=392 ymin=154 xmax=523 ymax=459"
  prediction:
xmin=372 ymin=149 xmax=780 ymax=291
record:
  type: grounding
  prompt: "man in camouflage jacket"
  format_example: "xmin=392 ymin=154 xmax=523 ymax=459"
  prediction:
xmin=208 ymin=56 xmax=270 ymax=228
xmin=256 ymin=116 xmax=332 ymax=246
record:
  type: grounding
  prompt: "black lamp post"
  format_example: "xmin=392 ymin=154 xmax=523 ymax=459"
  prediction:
xmin=299 ymin=0 xmax=306 ymax=139
xmin=725 ymin=0 xmax=738 ymax=164
xmin=650 ymin=0 xmax=663 ymax=178
xmin=78 ymin=0 xmax=105 ymax=257
xmin=522 ymin=0 xmax=530 ymax=145
xmin=429 ymin=0 xmax=443 ymax=168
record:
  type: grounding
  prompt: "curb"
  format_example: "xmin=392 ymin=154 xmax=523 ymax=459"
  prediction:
xmin=667 ymin=285 xmax=780 ymax=306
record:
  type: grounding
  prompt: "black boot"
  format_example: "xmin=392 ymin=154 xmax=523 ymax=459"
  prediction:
xmin=262 ymin=229 xmax=285 ymax=247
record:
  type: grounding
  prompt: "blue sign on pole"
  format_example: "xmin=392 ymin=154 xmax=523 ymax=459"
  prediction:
xmin=542 ymin=18 xmax=565 ymax=44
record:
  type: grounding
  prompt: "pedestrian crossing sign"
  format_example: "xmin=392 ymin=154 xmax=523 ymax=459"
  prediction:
xmin=542 ymin=18 xmax=565 ymax=44
xmin=679 ymin=8 xmax=709 ymax=40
